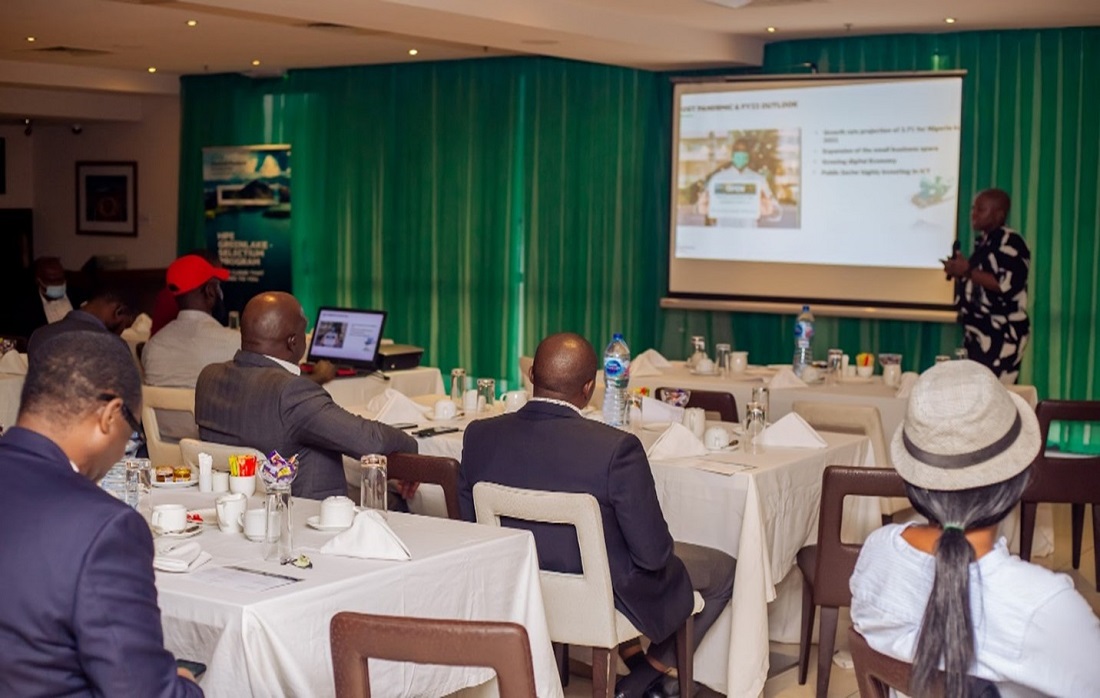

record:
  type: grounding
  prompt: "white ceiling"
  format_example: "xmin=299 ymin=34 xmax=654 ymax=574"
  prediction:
xmin=0 ymin=0 xmax=1098 ymax=100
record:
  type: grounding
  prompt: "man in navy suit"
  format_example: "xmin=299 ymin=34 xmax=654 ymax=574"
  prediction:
xmin=0 ymin=331 xmax=203 ymax=697
xmin=460 ymin=333 xmax=735 ymax=698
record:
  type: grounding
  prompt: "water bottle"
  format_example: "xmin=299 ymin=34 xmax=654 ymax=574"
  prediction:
xmin=601 ymin=333 xmax=631 ymax=427
xmin=792 ymin=305 xmax=815 ymax=377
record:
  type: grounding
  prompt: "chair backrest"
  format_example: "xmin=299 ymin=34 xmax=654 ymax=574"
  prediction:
xmin=385 ymin=452 xmax=462 ymax=520
xmin=1023 ymin=399 xmax=1100 ymax=503
xmin=792 ymin=401 xmax=889 ymax=467
xmin=141 ymin=385 xmax=195 ymax=467
xmin=472 ymin=482 xmax=620 ymax=647
xmin=657 ymin=387 xmax=738 ymax=422
xmin=330 ymin=612 xmax=538 ymax=698
xmin=813 ymin=466 xmax=907 ymax=608
xmin=848 ymin=627 xmax=1000 ymax=698
xmin=179 ymin=438 xmax=268 ymax=492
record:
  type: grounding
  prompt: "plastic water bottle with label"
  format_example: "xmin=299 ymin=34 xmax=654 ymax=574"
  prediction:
xmin=602 ymin=333 xmax=631 ymax=427
xmin=792 ymin=305 xmax=815 ymax=378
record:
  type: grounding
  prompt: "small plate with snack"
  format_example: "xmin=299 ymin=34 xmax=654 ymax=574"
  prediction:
xmin=152 ymin=465 xmax=198 ymax=489
xmin=186 ymin=508 xmax=218 ymax=526
xmin=152 ymin=522 xmax=203 ymax=539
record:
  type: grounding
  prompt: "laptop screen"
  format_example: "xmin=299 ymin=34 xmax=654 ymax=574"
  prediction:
xmin=306 ymin=307 xmax=387 ymax=371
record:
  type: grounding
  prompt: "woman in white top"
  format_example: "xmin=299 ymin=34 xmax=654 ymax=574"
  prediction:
xmin=850 ymin=360 xmax=1100 ymax=697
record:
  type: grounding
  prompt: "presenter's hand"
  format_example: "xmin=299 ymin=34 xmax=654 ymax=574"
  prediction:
xmin=943 ymin=252 xmax=970 ymax=279
xmin=309 ymin=359 xmax=337 ymax=385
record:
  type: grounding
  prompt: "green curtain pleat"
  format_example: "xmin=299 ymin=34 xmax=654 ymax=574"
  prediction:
xmin=177 ymin=31 xmax=1099 ymax=450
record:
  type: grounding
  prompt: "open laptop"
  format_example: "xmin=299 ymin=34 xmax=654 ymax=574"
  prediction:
xmin=301 ymin=306 xmax=387 ymax=377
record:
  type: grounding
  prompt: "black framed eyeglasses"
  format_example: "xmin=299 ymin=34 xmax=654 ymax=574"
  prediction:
xmin=98 ymin=393 xmax=141 ymax=434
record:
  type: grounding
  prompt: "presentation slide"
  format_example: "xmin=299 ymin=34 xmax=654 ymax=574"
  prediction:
xmin=669 ymin=74 xmax=964 ymax=309
xmin=309 ymin=309 xmax=385 ymax=364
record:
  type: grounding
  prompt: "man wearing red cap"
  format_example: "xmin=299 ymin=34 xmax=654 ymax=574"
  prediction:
xmin=141 ymin=254 xmax=239 ymax=389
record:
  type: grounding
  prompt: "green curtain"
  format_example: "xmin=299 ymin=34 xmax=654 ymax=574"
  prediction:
xmin=765 ymin=28 xmax=1100 ymax=450
xmin=178 ymin=32 xmax=1098 ymax=449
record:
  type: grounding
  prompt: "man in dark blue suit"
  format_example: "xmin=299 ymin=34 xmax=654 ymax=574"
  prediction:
xmin=460 ymin=333 xmax=735 ymax=698
xmin=0 ymin=331 xmax=203 ymax=697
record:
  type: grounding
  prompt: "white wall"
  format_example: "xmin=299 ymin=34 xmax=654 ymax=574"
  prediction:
xmin=31 ymin=94 xmax=180 ymax=270
xmin=0 ymin=125 xmax=34 ymax=208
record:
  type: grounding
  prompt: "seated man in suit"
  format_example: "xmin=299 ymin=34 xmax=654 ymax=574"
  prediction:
xmin=0 ymin=331 xmax=202 ymax=697
xmin=26 ymin=287 xmax=135 ymax=363
xmin=195 ymin=291 xmax=418 ymax=500
xmin=5 ymin=256 xmax=85 ymax=339
xmin=460 ymin=333 xmax=735 ymax=698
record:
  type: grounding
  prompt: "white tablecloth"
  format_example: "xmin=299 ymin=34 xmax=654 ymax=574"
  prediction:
xmin=324 ymin=367 xmax=445 ymax=409
xmin=397 ymin=412 xmax=872 ymax=697
xmin=149 ymin=490 xmax=563 ymax=698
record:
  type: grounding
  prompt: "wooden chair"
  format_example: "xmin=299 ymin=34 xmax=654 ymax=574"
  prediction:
xmin=796 ymin=466 xmax=907 ymax=698
xmin=329 ymin=612 xmax=538 ymax=697
xmin=140 ymin=385 xmax=195 ymax=467
xmin=1019 ymin=399 xmax=1100 ymax=591
xmin=848 ymin=627 xmax=1001 ymax=698
xmin=792 ymin=401 xmax=911 ymax=524
xmin=656 ymin=387 xmax=738 ymax=422
xmin=387 ymin=452 xmax=462 ymax=521
xmin=473 ymin=482 xmax=701 ymax=698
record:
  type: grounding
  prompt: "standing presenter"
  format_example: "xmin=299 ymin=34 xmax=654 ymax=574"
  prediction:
xmin=944 ymin=188 xmax=1031 ymax=383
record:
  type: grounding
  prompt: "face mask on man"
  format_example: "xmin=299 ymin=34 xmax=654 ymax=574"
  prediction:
xmin=732 ymin=151 xmax=750 ymax=170
xmin=43 ymin=283 xmax=67 ymax=301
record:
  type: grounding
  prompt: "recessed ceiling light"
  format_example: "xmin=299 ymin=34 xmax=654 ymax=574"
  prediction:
xmin=186 ymin=19 xmax=198 ymax=27
xmin=26 ymin=36 xmax=35 ymax=42
xmin=945 ymin=17 xmax=956 ymax=24
xmin=251 ymin=59 xmax=261 ymax=66
xmin=408 ymin=49 xmax=418 ymax=56
xmin=148 ymin=66 xmax=157 ymax=73
xmin=766 ymin=27 xmax=777 ymax=33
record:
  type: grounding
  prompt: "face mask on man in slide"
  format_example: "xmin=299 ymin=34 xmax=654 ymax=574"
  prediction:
xmin=731 ymin=151 xmax=751 ymax=170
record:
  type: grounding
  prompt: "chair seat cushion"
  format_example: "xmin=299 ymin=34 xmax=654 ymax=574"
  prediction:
xmin=796 ymin=545 xmax=817 ymax=585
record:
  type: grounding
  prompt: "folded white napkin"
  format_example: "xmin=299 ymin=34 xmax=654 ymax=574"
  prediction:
xmin=320 ymin=510 xmax=411 ymax=561
xmin=629 ymin=354 xmax=663 ymax=378
xmin=366 ymin=388 xmax=431 ymax=425
xmin=758 ymin=412 xmax=827 ymax=449
xmin=153 ymin=541 xmax=212 ymax=573
xmin=894 ymin=371 xmax=919 ymax=398
xmin=637 ymin=348 xmax=671 ymax=368
xmin=768 ymin=367 xmax=809 ymax=390
xmin=639 ymin=396 xmax=685 ymax=425
xmin=130 ymin=312 xmax=153 ymax=335
xmin=646 ymin=422 xmax=708 ymax=461
xmin=0 ymin=351 xmax=28 ymax=375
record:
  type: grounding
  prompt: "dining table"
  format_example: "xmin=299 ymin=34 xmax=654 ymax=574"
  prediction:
xmin=147 ymin=488 xmax=564 ymax=698
xmin=363 ymin=403 xmax=875 ymax=697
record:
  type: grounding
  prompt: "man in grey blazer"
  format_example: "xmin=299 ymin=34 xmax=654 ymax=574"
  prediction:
xmin=195 ymin=292 xmax=417 ymax=500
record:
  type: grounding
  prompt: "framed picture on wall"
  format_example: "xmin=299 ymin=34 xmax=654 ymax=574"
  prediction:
xmin=76 ymin=161 xmax=138 ymax=236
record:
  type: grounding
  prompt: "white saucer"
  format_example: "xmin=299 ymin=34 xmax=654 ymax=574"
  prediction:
xmin=153 ymin=522 xmax=203 ymax=539
xmin=689 ymin=368 xmax=719 ymax=376
xmin=152 ymin=479 xmax=198 ymax=489
xmin=306 ymin=515 xmax=353 ymax=531
xmin=425 ymin=410 xmax=465 ymax=422
xmin=706 ymin=439 xmax=740 ymax=452
xmin=186 ymin=508 xmax=218 ymax=526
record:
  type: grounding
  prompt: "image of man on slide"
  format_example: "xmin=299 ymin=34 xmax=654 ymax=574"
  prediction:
xmin=704 ymin=138 xmax=782 ymax=228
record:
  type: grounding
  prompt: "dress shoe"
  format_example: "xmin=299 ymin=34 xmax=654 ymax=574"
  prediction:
xmin=651 ymin=674 xmax=701 ymax=698
xmin=613 ymin=665 xmax=663 ymax=698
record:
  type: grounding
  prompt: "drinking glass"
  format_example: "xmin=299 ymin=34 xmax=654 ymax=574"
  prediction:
xmin=686 ymin=335 xmax=707 ymax=368
xmin=476 ymin=378 xmax=496 ymax=412
xmin=715 ymin=343 xmax=732 ymax=375
xmin=125 ymin=458 xmax=151 ymax=511
xmin=360 ymin=454 xmax=388 ymax=511
xmin=744 ymin=401 xmax=766 ymax=454
xmin=751 ymin=386 xmax=770 ymax=424
xmin=826 ymin=348 xmax=843 ymax=385
xmin=450 ymin=368 xmax=467 ymax=403
xmin=935 ymin=355 xmax=951 ymax=364
xmin=954 ymin=347 xmax=968 ymax=361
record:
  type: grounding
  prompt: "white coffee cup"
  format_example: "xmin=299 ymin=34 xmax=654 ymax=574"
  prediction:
xmin=856 ymin=365 xmax=874 ymax=378
xmin=730 ymin=351 xmax=749 ymax=373
xmin=151 ymin=503 xmax=187 ymax=533
xmin=216 ymin=493 xmax=247 ymax=533
xmin=320 ymin=495 xmax=356 ymax=528
xmin=462 ymin=389 xmax=479 ymax=412
xmin=503 ymin=390 xmax=528 ymax=413
xmin=434 ymin=398 xmax=458 ymax=420
xmin=212 ymin=471 xmax=230 ymax=493
xmin=704 ymin=426 xmax=730 ymax=450
xmin=229 ymin=474 xmax=256 ymax=498
xmin=239 ymin=508 xmax=267 ymax=541
xmin=682 ymin=407 xmax=707 ymax=440
xmin=695 ymin=358 xmax=716 ymax=374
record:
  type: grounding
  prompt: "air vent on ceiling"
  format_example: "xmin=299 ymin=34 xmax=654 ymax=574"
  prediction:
xmin=702 ymin=0 xmax=823 ymax=8
xmin=298 ymin=22 xmax=386 ymax=37
xmin=31 ymin=46 xmax=112 ymax=58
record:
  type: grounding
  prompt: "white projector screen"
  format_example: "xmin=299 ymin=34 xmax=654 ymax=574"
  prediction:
xmin=668 ymin=73 xmax=965 ymax=313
